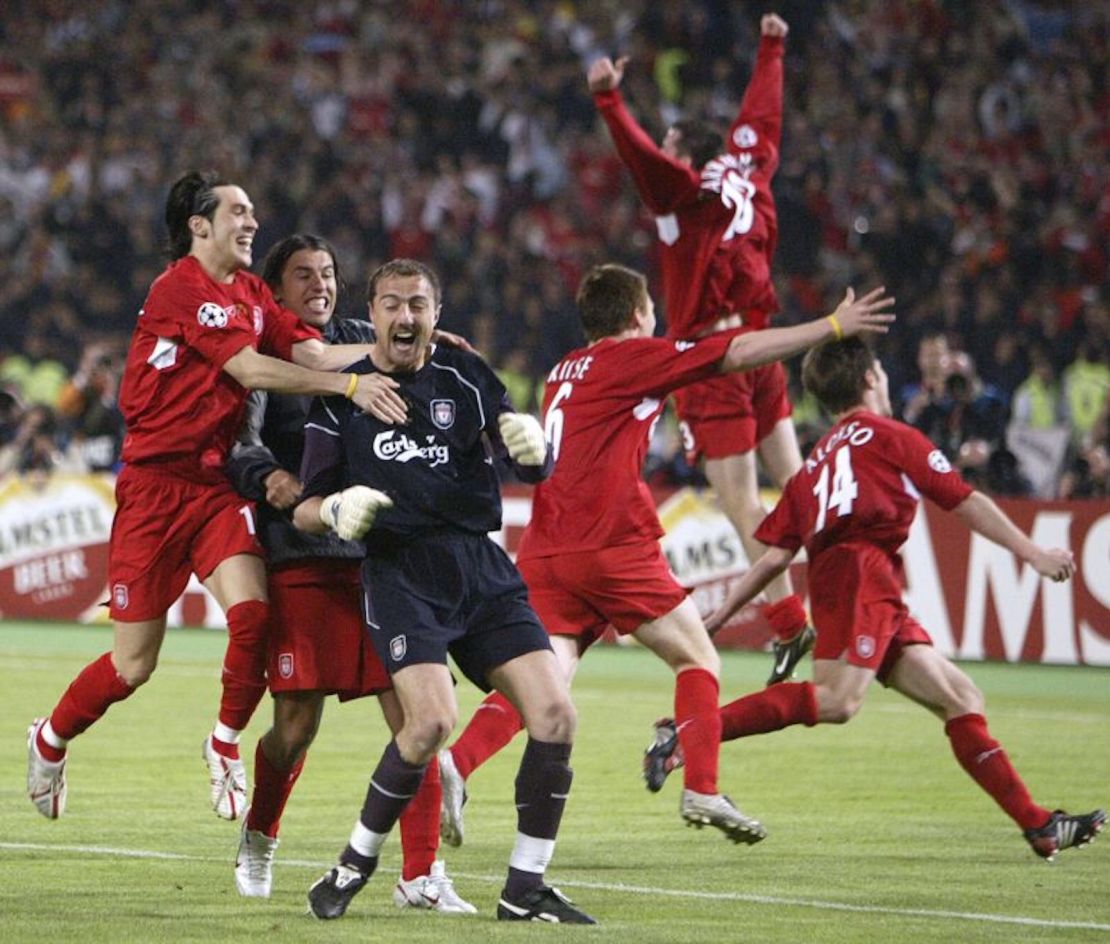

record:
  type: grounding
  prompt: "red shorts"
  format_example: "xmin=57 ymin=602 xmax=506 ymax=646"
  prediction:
xmin=108 ymin=465 xmax=263 ymax=621
xmin=809 ymin=544 xmax=932 ymax=684
xmin=267 ymin=559 xmax=390 ymax=699
xmin=673 ymin=361 xmax=792 ymax=462
xmin=518 ymin=542 xmax=688 ymax=648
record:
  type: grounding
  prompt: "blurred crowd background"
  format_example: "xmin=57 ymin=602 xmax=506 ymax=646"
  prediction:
xmin=0 ymin=0 xmax=1106 ymax=497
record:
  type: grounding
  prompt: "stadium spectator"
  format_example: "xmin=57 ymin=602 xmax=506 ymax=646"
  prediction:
xmin=54 ymin=341 xmax=125 ymax=472
xmin=436 ymin=264 xmax=894 ymax=849
xmin=587 ymin=13 xmax=817 ymax=683
xmin=225 ymin=234 xmax=471 ymax=910
xmin=0 ymin=2 xmax=1104 ymax=474
xmin=25 ymin=170 xmax=409 ymax=823
xmin=1062 ymin=338 xmax=1110 ymax=446
xmin=294 ymin=258 xmax=595 ymax=924
xmin=696 ymin=336 xmax=1103 ymax=862
xmin=1012 ymin=346 xmax=1068 ymax=431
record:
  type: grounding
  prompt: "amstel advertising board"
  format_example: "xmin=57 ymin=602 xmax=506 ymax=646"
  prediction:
xmin=1 ymin=475 xmax=1106 ymax=666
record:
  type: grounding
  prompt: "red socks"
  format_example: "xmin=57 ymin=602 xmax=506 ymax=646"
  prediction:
xmin=762 ymin=595 xmax=807 ymax=642
xmin=47 ymin=652 xmax=135 ymax=746
xmin=218 ymin=600 xmax=271 ymax=733
xmin=674 ymin=668 xmax=721 ymax=794
xmin=719 ymin=681 xmax=818 ymax=742
xmin=399 ymin=754 xmax=441 ymax=880
xmin=945 ymin=713 xmax=1049 ymax=831
xmin=246 ymin=739 xmax=305 ymax=838
xmin=451 ymin=690 xmax=524 ymax=780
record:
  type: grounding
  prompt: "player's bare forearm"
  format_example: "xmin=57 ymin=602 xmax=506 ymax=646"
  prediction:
xmin=292 ymin=495 xmax=326 ymax=534
xmin=292 ymin=338 xmax=374 ymax=371
xmin=704 ymin=546 xmax=793 ymax=635
xmin=226 ymin=347 xmax=407 ymax=422
xmin=225 ymin=346 xmax=353 ymax=397
xmin=719 ymin=286 xmax=894 ymax=373
xmin=952 ymin=492 xmax=1075 ymax=582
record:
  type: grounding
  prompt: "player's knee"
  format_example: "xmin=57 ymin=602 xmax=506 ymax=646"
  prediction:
xmin=528 ymin=695 xmax=577 ymax=744
xmin=401 ymin=713 xmax=456 ymax=761
xmin=816 ymin=689 xmax=862 ymax=724
xmin=273 ymin=713 xmax=319 ymax=760
xmin=950 ymin=677 xmax=985 ymax=716
xmin=115 ymin=654 xmax=158 ymax=688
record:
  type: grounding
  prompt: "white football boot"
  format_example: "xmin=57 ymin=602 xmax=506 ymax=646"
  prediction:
xmin=393 ymin=860 xmax=477 ymax=913
xmin=202 ymin=734 xmax=248 ymax=820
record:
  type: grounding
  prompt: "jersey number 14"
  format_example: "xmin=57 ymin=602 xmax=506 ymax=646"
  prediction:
xmin=812 ymin=446 xmax=858 ymax=532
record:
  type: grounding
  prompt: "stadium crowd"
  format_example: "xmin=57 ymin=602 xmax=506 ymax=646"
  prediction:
xmin=0 ymin=0 xmax=1106 ymax=495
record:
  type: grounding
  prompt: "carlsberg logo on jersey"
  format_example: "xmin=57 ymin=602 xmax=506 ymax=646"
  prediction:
xmin=373 ymin=430 xmax=450 ymax=467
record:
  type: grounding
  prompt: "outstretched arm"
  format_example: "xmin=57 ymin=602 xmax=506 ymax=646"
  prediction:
xmin=589 ymin=56 xmax=701 ymax=214
xmin=729 ymin=14 xmax=787 ymax=161
xmin=952 ymin=492 xmax=1075 ymax=582
xmin=704 ymin=545 xmax=795 ymax=636
xmin=223 ymin=346 xmax=408 ymax=423
xmin=719 ymin=286 xmax=895 ymax=373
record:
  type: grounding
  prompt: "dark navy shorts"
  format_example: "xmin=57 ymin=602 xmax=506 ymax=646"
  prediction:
xmin=361 ymin=531 xmax=552 ymax=691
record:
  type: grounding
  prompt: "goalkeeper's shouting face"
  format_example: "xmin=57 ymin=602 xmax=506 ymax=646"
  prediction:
xmin=365 ymin=258 xmax=442 ymax=374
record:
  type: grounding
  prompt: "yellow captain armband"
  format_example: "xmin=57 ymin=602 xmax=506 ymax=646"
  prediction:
xmin=344 ymin=373 xmax=359 ymax=400
xmin=826 ymin=313 xmax=844 ymax=340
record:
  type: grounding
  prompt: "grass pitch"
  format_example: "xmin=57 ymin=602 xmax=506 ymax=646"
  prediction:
xmin=1 ymin=621 xmax=1107 ymax=944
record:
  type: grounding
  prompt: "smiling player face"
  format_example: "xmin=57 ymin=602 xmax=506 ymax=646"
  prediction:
xmin=194 ymin=185 xmax=258 ymax=281
xmin=368 ymin=273 xmax=441 ymax=373
xmin=274 ymin=248 xmax=337 ymax=328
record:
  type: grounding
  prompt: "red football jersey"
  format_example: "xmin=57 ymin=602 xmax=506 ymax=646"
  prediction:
xmin=118 ymin=256 xmax=319 ymax=472
xmin=755 ymin=410 xmax=974 ymax=565
xmin=593 ymin=34 xmax=783 ymax=337
xmin=516 ymin=331 xmax=737 ymax=560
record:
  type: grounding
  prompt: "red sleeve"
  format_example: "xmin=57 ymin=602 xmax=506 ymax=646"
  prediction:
xmin=145 ymin=270 xmax=254 ymax=370
xmin=727 ymin=35 xmax=783 ymax=175
xmin=259 ymin=288 xmax=321 ymax=361
xmin=593 ymin=89 xmax=702 ymax=214
xmin=897 ymin=425 xmax=974 ymax=511
xmin=754 ymin=475 xmax=806 ymax=552
xmin=603 ymin=331 xmax=744 ymax=399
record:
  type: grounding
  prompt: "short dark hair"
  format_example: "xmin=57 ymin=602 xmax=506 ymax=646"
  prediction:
xmin=801 ymin=337 xmax=876 ymax=415
xmin=576 ymin=264 xmax=648 ymax=341
xmin=366 ymin=258 xmax=441 ymax=306
xmin=164 ymin=170 xmax=231 ymax=259
xmin=261 ymin=233 xmax=343 ymax=294
xmin=669 ymin=119 xmax=723 ymax=169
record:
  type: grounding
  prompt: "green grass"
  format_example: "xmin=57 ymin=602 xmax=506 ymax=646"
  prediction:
xmin=1 ymin=621 xmax=1107 ymax=943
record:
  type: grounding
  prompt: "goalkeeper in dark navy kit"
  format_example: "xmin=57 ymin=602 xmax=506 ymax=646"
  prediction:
xmin=294 ymin=258 xmax=597 ymax=925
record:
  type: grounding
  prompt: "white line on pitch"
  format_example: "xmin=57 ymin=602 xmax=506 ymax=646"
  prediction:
xmin=0 ymin=841 xmax=1106 ymax=933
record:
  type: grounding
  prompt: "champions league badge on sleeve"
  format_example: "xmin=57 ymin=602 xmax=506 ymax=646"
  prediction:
xmin=431 ymin=399 xmax=456 ymax=430
xmin=197 ymin=302 xmax=230 ymax=328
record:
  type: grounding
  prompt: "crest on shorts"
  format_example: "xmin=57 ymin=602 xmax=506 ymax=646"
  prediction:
xmin=390 ymin=634 xmax=407 ymax=661
xmin=855 ymin=634 xmax=876 ymax=659
xmin=278 ymin=653 xmax=294 ymax=679
xmin=112 ymin=583 xmax=129 ymax=610
xmin=431 ymin=399 xmax=456 ymax=430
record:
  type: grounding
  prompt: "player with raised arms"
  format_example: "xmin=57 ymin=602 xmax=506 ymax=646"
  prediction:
xmin=589 ymin=13 xmax=818 ymax=692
